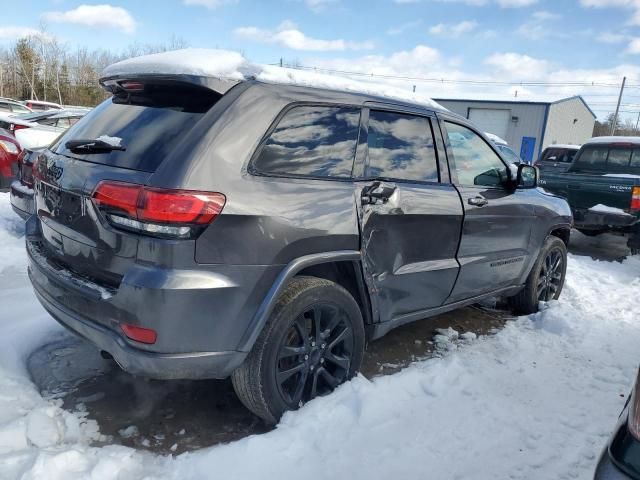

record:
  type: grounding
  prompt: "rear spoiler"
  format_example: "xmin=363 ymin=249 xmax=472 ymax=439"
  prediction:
xmin=99 ymin=74 xmax=242 ymax=96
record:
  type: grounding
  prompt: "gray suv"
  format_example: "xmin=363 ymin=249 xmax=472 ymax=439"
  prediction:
xmin=26 ymin=66 xmax=572 ymax=423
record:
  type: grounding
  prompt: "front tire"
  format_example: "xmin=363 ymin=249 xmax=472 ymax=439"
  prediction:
xmin=509 ymin=236 xmax=568 ymax=315
xmin=232 ymin=276 xmax=365 ymax=424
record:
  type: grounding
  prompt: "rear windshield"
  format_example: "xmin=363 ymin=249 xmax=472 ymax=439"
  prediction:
xmin=571 ymin=145 xmax=640 ymax=174
xmin=541 ymin=148 xmax=577 ymax=164
xmin=51 ymin=82 xmax=221 ymax=172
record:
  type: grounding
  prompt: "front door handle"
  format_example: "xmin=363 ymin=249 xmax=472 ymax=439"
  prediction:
xmin=468 ymin=196 xmax=488 ymax=207
xmin=362 ymin=181 xmax=396 ymax=205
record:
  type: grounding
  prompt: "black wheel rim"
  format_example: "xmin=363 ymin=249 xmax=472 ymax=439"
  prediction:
xmin=537 ymin=248 xmax=564 ymax=302
xmin=276 ymin=304 xmax=354 ymax=408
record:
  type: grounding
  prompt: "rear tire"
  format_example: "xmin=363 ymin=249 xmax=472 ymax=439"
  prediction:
xmin=232 ymin=276 xmax=365 ymax=424
xmin=509 ymin=236 xmax=567 ymax=315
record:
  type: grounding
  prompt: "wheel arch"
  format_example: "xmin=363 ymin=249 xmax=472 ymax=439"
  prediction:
xmin=237 ymin=251 xmax=371 ymax=352
xmin=549 ymin=224 xmax=571 ymax=247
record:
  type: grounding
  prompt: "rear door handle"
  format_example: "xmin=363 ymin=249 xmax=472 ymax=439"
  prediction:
xmin=362 ymin=181 xmax=396 ymax=205
xmin=468 ymin=196 xmax=488 ymax=207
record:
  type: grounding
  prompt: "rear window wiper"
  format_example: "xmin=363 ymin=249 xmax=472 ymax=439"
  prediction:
xmin=65 ymin=139 xmax=126 ymax=153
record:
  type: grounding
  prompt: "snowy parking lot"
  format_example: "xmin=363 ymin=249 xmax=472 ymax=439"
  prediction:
xmin=0 ymin=191 xmax=639 ymax=479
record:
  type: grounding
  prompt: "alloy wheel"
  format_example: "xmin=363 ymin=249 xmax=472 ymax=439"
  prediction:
xmin=275 ymin=304 xmax=354 ymax=408
xmin=537 ymin=248 xmax=564 ymax=302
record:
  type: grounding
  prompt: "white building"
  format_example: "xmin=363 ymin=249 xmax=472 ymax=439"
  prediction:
xmin=434 ymin=96 xmax=596 ymax=163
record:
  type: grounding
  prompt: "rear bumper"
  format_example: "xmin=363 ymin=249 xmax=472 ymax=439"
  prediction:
xmin=26 ymin=227 xmax=281 ymax=379
xmin=573 ymin=209 xmax=639 ymax=230
xmin=9 ymin=180 xmax=34 ymax=220
xmin=31 ymin=278 xmax=247 ymax=379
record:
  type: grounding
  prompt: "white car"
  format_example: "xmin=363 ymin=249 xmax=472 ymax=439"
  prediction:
xmin=485 ymin=132 xmax=522 ymax=165
xmin=14 ymin=126 xmax=61 ymax=149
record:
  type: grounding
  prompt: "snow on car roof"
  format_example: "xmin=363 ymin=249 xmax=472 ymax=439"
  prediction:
xmin=484 ymin=132 xmax=508 ymax=145
xmin=23 ymin=100 xmax=62 ymax=107
xmin=545 ymin=144 xmax=581 ymax=150
xmin=102 ymin=48 xmax=443 ymax=110
xmin=585 ymin=136 xmax=640 ymax=145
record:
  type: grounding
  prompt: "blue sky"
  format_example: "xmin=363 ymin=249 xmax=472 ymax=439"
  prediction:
xmin=3 ymin=0 xmax=640 ymax=119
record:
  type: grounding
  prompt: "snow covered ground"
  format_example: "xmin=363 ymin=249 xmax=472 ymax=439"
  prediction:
xmin=0 ymin=191 xmax=639 ymax=479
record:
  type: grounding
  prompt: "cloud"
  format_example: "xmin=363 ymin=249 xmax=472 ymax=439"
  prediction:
xmin=387 ymin=20 xmax=422 ymax=35
xmin=302 ymin=46 xmax=640 ymax=120
xmin=532 ymin=10 xmax=561 ymax=20
xmin=183 ymin=0 xmax=236 ymax=8
xmin=484 ymin=52 xmax=552 ymax=79
xmin=597 ymin=32 xmax=630 ymax=43
xmin=395 ymin=0 xmax=538 ymax=6
xmin=429 ymin=20 xmax=478 ymax=37
xmin=42 ymin=4 xmax=136 ymax=33
xmin=0 ymin=26 xmax=46 ymax=40
xmin=496 ymin=0 xmax=537 ymax=6
xmin=626 ymin=37 xmax=640 ymax=53
xmin=234 ymin=21 xmax=374 ymax=51
xmin=516 ymin=10 xmax=564 ymax=39
xmin=303 ymin=0 xmax=339 ymax=12
xmin=580 ymin=0 xmax=640 ymax=25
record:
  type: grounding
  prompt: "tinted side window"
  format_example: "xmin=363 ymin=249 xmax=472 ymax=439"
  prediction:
xmin=366 ymin=111 xmax=438 ymax=182
xmin=541 ymin=148 xmax=561 ymax=162
xmin=575 ymin=147 xmax=608 ymax=170
xmin=253 ymin=105 xmax=360 ymax=178
xmin=12 ymin=104 xmax=31 ymax=114
xmin=565 ymin=150 xmax=578 ymax=163
xmin=608 ymin=148 xmax=632 ymax=167
xmin=444 ymin=122 xmax=506 ymax=187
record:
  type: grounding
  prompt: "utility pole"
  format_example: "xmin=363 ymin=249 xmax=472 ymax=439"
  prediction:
xmin=0 ymin=63 xmax=3 ymax=98
xmin=611 ymin=76 xmax=626 ymax=136
xmin=635 ymin=110 xmax=640 ymax=133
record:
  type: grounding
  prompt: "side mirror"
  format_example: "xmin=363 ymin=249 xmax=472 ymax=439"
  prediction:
xmin=517 ymin=164 xmax=538 ymax=189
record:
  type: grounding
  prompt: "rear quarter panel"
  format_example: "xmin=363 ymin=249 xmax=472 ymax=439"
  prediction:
xmin=151 ymin=82 xmax=361 ymax=267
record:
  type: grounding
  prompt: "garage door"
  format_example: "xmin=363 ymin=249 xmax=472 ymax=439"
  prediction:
xmin=468 ymin=108 xmax=510 ymax=140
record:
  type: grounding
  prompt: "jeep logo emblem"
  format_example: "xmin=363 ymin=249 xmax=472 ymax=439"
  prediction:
xmin=47 ymin=163 xmax=63 ymax=181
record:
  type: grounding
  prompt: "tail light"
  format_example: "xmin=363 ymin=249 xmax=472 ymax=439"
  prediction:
xmin=629 ymin=370 xmax=640 ymax=440
xmin=0 ymin=138 xmax=20 ymax=155
xmin=19 ymin=151 xmax=34 ymax=188
xmin=92 ymin=180 xmax=226 ymax=239
xmin=11 ymin=124 xmax=29 ymax=132
xmin=631 ymin=187 xmax=640 ymax=212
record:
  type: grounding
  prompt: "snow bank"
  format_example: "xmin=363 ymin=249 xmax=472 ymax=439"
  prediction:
xmin=102 ymin=48 xmax=442 ymax=110
xmin=589 ymin=203 xmax=630 ymax=216
xmin=0 ymin=190 xmax=639 ymax=479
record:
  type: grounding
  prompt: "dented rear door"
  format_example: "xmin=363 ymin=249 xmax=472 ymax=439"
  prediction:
xmin=356 ymin=107 xmax=463 ymax=323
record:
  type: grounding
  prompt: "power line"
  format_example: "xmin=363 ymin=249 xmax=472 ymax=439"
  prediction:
xmin=275 ymin=62 xmax=640 ymax=89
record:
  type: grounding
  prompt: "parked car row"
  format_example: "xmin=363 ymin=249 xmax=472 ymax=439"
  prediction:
xmin=0 ymin=129 xmax=21 ymax=189
xmin=0 ymin=100 xmax=90 ymax=191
